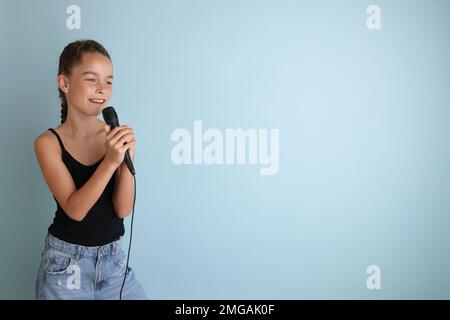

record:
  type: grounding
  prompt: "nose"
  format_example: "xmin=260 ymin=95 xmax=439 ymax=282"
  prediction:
xmin=96 ymin=83 xmax=106 ymax=94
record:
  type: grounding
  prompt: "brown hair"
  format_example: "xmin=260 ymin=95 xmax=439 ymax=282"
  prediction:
xmin=57 ymin=39 xmax=111 ymax=124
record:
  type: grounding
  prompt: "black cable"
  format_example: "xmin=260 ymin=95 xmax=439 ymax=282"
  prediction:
xmin=119 ymin=173 xmax=136 ymax=300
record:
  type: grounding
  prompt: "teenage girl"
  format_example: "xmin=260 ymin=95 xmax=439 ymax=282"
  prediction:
xmin=34 ymin=39 xmax=147 ymax=300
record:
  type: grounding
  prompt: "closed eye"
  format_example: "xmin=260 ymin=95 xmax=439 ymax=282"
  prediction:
xmin=86 ymin=79 xmax=112 ymax=85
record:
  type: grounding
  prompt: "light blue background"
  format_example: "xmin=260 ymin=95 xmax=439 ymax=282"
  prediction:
xmin=1 ymin=0 xmax=449 ymax=299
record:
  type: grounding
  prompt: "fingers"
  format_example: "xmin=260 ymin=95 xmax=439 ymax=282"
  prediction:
xmin=116 ymin=132 xmax=135 ymax=147
xmin=119 ymin=139 xmax=136 ymax=152
xmin=111 ymin=129 xmax=134 ymax=146
xmin=105 ymin=125 xmax=129 ymax=140
xmin=109 ymin=127 xmax=134 ymax=146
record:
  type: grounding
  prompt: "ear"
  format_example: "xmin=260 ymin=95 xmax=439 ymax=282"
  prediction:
xmin=57 ymin=74 xmax=70 ymax=93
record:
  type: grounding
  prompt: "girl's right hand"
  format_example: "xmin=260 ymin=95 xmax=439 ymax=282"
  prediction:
xmin=103 ymin=124 xmax=135 ymax=168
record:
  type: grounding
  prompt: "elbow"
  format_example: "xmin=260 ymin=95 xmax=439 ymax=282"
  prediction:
xmin=64 ymin=194 xmax=87 ymax=222
xmin=71 ymin=214 xmax=85 ymax=222
xmin=64 ymin=207 xmax=87 ymax=222
xmin=115 ymin=208 xmax=131 ymax=219
xmin=113 ymin=203 xmax=131 ymax=218
xmin=68 ymin=211 xmax=86 ymax=222
xmin=113 ymin=198 xmax=131 ymax=218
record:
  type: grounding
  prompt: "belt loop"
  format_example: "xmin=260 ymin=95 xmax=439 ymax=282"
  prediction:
xmin=112 ymin=242 xmax=117 ymax=256
xmin=75 ymin=245 xmax=81 ymax=260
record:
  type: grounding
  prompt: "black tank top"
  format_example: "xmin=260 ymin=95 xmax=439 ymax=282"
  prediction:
xmin=47 ymin=128 xmax=124 ymax=246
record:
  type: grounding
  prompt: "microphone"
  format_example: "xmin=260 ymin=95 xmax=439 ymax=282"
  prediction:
xmin=102 ymin=106 xmax=136 ymax=176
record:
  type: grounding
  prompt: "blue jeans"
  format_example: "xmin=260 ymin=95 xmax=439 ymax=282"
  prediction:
xmin=35 ymin=233 xmax=147 ymax=300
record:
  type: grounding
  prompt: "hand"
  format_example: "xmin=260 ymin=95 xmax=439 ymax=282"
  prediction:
xmin=104 ymin=124 xmax=136 ymax=168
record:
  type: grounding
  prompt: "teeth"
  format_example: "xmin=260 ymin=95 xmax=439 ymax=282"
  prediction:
xmin=89 ymin=99 xmax=105 ymax=103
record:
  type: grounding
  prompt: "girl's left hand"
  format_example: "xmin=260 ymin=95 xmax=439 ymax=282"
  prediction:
xmin=105 ymin=124 xmax=136 ymax=163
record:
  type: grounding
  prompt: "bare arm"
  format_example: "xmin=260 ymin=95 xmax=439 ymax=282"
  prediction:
xmin=103 ymin=123 xmax=136 ymax=218
xmin=112 ymin=158 xmax=135 ymax=218
xmin=34 ymin=132 xmax=118 ymax=222
xmin=67 ymin=159 xmax=118 ymax=221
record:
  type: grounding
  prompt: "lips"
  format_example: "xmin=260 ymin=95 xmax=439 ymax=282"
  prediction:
xmin=89 ymin=98 xmax=105 ymax=104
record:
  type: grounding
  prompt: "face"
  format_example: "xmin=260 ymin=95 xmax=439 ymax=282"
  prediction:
xmin=57 ymin=52 xmax=113 ymax=117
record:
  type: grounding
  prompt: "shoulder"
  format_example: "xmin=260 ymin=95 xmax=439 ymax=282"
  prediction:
xmin=34 ymin=129 xmax=60 ymax=155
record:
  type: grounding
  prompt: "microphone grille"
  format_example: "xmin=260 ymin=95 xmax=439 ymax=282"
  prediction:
xmin=102 ymin=106 xmax=117 ymax=122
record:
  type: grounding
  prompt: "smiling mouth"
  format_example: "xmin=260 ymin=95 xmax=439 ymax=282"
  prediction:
xmin=89 ymin=99 xmax=105 ymax=104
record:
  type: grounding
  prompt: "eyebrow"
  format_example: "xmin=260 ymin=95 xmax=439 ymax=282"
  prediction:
xmin=82 ymin=71 xmax=113 ymax=79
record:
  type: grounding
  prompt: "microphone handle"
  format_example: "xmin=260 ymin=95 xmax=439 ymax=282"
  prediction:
xmin=105 ymin=120 xmax=136 ymax=175
xmin=124 ymin=149 xmax=136 ymax=176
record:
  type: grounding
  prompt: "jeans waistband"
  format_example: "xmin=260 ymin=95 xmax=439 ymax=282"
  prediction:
xmin=45 ymin=233 xmax=123 ymax=258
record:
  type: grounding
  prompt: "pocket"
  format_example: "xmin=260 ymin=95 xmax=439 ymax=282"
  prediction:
xmin=44 ymin=254 xmax=73 ymax=275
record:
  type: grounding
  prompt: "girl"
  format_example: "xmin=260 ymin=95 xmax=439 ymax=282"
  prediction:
xmin=34 ymin=39 xmax=147 ymax=300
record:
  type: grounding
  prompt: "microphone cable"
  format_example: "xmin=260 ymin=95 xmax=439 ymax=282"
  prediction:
xmin=119 ymin=173 xmax=136 ymax=300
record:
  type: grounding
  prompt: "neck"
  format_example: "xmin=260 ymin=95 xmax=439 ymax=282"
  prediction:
xmin=61 ymin=106 xmax=101 ymax=138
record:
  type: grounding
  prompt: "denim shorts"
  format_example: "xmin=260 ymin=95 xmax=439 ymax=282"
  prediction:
xmin=35 ymin=233 xmax=147 ymax=300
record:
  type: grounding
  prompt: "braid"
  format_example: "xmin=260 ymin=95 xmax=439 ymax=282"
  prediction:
xmin=58 ymin=88 xmax=68 ymax=124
